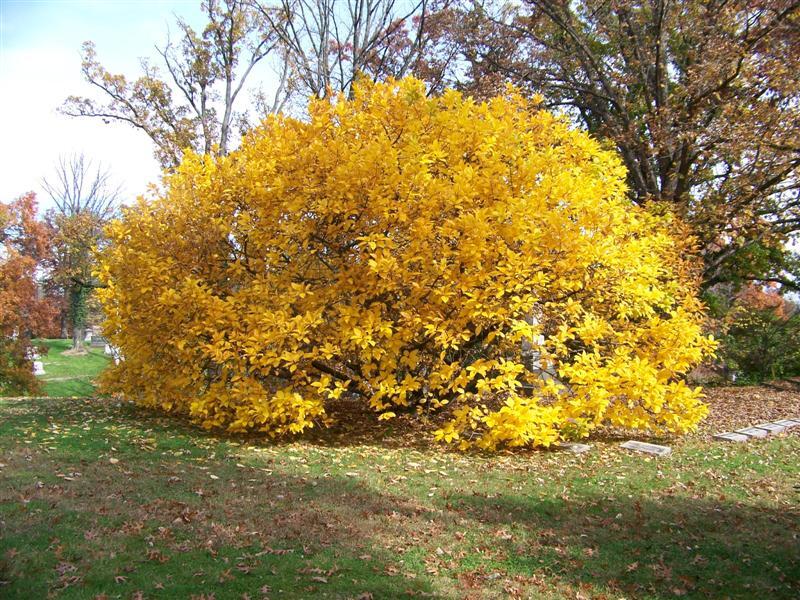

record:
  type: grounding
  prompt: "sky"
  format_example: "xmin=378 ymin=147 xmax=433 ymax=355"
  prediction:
xmin=0 ymin=0 xmax=208 ymax=212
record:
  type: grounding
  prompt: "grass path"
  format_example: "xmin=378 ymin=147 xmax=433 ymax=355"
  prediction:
xmin=33 ymin=339 xmax=111 ymax=397
xmin=1 ymin=394 xmax=798 ymax=599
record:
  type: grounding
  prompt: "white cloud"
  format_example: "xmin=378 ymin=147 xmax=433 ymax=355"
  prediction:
xmin=0 ymin=44 xmax=162 ymax=210
xmin=0 ymin=1 xmax=284 ymax=214
xmin=0 ymin=1 xmax=206 ymax=212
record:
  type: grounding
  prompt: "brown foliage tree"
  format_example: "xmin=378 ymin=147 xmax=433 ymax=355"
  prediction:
xmin=0 ymin=193 xmax=57 ymax=394
xmin=62 ymin=0 xmax=285 ymax=169
xmin=427 ymin=0 xmax=800 ymax=288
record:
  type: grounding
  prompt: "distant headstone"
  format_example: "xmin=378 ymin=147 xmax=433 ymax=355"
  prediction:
xmin=33 ymin=360 xmax=45 ymax=376
xmin=754 ymin=422 xmax=787 ymax=434
xmin=90 ymin=335 xmax=107 ymax=348
xmin=713 ymin=432 xmax=750 ymax=442
xmin=772 ymin=419 xmax=800 ymax=429
xmin=108 ymin=347 xmax=123 ymax=365
xmin=620 ymin=440 xmax=671 ymax=456
xmin=736 ymin=427 xmax=768 ymax=439
xmin=558 ymin=442 xmax=592 ymax=454
xmin=84 ymin=330 xmax=93 ymax=343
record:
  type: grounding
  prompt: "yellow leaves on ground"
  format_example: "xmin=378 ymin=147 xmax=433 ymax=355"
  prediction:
xmin=97 ymin=77 xmax=715 ymax=449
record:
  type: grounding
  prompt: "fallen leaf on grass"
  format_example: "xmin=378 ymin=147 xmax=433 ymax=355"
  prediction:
xmin=255 ymin=547 xmax=292 ymax=556
xmin=218 ymin=568 xmax=234 ymax=583
xmin=55 ymin=561 xmax=76 ymax=576
xmin=146 ymin=549 xmax=169 ymax=563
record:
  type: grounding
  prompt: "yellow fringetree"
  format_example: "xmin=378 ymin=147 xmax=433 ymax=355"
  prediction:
xmin=97 ymin=77 xmax=716 ymax=450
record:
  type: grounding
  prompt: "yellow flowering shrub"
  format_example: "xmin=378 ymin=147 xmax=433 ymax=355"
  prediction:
xmin=97 ymin=77 xmax=716 ymax=449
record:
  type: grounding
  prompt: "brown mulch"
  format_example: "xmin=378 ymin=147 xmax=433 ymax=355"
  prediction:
xmin=293 ymin=383 xmax=800 ymax=448
xmin=696 ymin=380 xmax=800 ymax=436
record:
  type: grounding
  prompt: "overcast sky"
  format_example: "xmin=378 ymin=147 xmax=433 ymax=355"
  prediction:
xmin=0 ymin=0 xmax=208 ymax=212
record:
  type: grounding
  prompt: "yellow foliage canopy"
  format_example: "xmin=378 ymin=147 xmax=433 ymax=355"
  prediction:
xmin=97 ymin=78 xmax=716 ymax=450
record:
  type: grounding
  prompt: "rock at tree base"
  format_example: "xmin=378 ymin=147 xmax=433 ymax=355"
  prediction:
xmin=772 ymin=419 xmax=800 ymax=429
xmin=620 ymin=440 xmax=672 ymax=456
xmin=735 ymin=427 xmax=768 ymax=439
xmin=713 ymin=432 xmax=750 ymax=442
xmin=754 ymin=423 xmax=787 ymax=434
xmin=558 ymin=442 xmax=592 ymax=454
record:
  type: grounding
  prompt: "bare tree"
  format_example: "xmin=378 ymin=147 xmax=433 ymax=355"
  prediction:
xmin=252 ymin=0 xmax=430 ymax=99
xmin=62 ymin=0 xmax=287 ymax=169
xmin=42 ymin=154 xmax=120 ymax=223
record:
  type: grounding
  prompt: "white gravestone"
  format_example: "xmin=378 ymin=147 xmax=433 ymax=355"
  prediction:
xmin=620 ymin=440 xmax=672 ymax=456
xmin=33 ymin=360 xmax=45 ymax=376
xmin=772 ymin=419 xmax=800 ymax=429
xmin=754 ymin=422 xmax=787 ymax=434
xmin=735 ymin=427 xmax=768 ymax=439
xmin=558 ymin=442 xmax=592 ymax=454
xmin=713 ymin=432 xmax=750 ymax=442
xmin=106 ymin=346 xmax=123 ymax=365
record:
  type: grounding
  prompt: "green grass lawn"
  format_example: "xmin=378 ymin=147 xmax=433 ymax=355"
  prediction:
xmin=32 ymin=339 xmax=112 ymax=397
xmin=1 ymin=394 xmax=798 ymax=599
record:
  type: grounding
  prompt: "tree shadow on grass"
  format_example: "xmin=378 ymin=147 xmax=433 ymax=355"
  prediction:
xmin=0 ymin=450 xmax=443 ymax=599
xmin=3 ymin=396 xmax=800 ymax=598
xmin=441 ymin=490 xmax=800 ymax=599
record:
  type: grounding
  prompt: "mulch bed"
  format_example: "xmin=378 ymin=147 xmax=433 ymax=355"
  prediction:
xmin=696 ymin=380 xmax=800 ymax=436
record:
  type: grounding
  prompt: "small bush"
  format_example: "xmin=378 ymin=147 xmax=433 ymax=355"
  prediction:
xmin=720 ymin=287 xmax=800 ymax=381
xmin=98 ymin=78 xmax=715 ymax=449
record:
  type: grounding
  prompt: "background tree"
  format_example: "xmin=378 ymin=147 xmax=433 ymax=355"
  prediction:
xmin=720 ymin=283 xmax=800 ymax=380
xmin=251 ymin=0 xmax=430 ymax=99
xmin=432 ymin=0 xmax=800 ymax=289
xmin=42 ymin=154 xmax=120 ymax=352
xmin=62 ymin=0 xmax=286 ymax=169
xmin=0 ymin=193 xmax=57 ymax=394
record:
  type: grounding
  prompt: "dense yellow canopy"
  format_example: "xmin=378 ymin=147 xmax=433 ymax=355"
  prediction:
xmin=97 ymin=78 xmax=715 ymax=449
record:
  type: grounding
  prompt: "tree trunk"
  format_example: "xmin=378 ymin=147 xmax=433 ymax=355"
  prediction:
xmin=72 ymin=325 xmax=85 ymax=352
xmin=60 ymin=310 xmax=69 ymax=338
xmin=68 ymin=284 xmax=89 ymax=352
